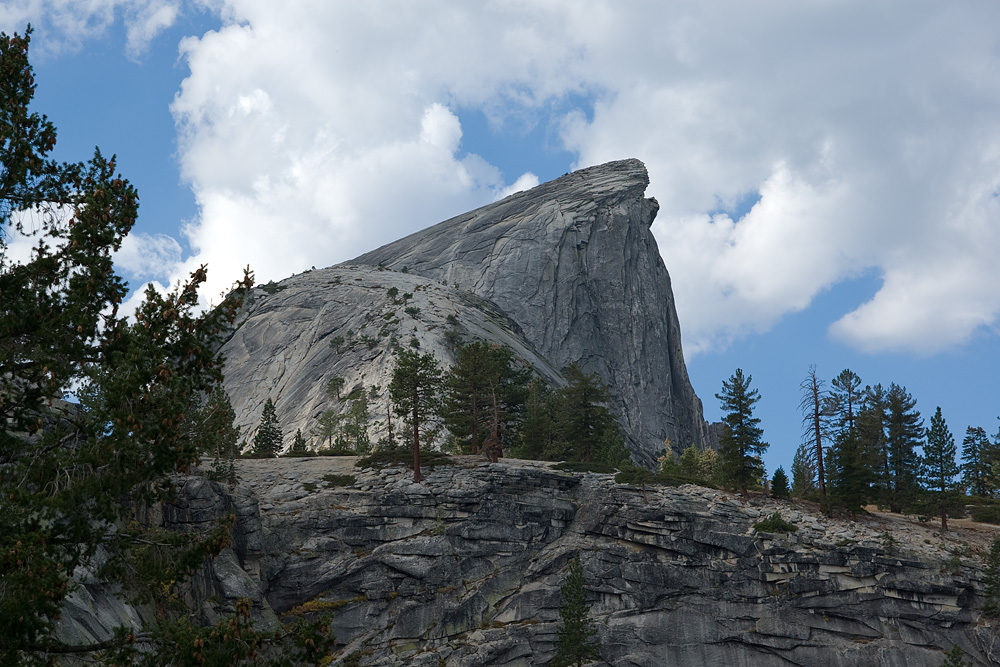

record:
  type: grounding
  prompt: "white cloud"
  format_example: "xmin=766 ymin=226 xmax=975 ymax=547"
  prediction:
xmin=114 ymin=232 xmax=181 ymax=282
xmin=0 ymin=0 xmax=179 ymax=56
xmin=14 ymin=0 xmax=1000 ymax=356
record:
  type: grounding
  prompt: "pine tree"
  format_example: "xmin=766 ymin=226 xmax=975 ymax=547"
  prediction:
xmin=556 ymin=364 xmax=619 ymax=463
xmin=798 ymin=365 xmax=829 ymax=498
xmin=389 ymin=348 xmax=443 ymax=482
xmin=715 ymin=369 xmax=767 ymax=494
xmin=512 ymin=378 xmax=558 ymax=459
xmin=941 ymin=645 xmax=970 ymax=667
xmin=962 ymin=426 xmax=996 ymax=498
xmin=885 ymin=383 xmax=923 ymax=512
xmin=252 ymin=398 xmax=282 ymax=458
xmin=201 ymin=386 xmax=240 ymax=482
xmin=790 ymin=443 xmax=816 ymax=498
xmin=0 ymin=29 xmax=346 ymax=665
xmin=984 ymin=536 xmax=1000 ymax=618
xmin=343 ymin=393 xmax=372 ymax=454
xmin=290 ymin=428 xmax=309 ymax=454
xmin=857 ymin=384 xmax=890 ymax=507
xmin=826 ymin=369 xmax=863 ymax=438
xmin=771 ymin=467 xmax=790 ymax=499
xmin=552 ymin=554 xmax=599 ymax=667
xmin=827 ymin=430 xmax=873 ymax=512
xmin=442 ymin=341 xmax=529 ymax=455
xmin=921 ymin=407 xmax=960 ymax=530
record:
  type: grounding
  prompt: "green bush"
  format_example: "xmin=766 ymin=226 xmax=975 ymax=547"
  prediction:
xmin=614 ymin=464 xmax=716 ymax=488
xmin=753 ymin=512 xmax=798 ymax=534
xmin=971 ymin=505 xmax=1000 ymax=525
xmin=323 ymin=474 xmax=357 ymax=487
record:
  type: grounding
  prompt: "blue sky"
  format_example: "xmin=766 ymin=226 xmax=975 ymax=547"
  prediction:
xmin=4 ymin=1 xmax=1000 ymax=475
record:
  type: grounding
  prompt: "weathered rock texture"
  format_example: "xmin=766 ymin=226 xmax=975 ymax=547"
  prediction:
xmin=354 ymin=159 xmax=710 ymax=465
xmin=220 ymin=265 xmax=560 ymax=450
xmin=68 ymin=459 xmax=999 ymax=666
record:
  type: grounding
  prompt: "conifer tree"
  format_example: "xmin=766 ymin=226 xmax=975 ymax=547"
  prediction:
xmin=290 ymin=428 xmax=309 ymax=454
xmin=442 ymin=340 xmax=529 ymax=455
xmin=984 ymin=535 xmax=1000 ymax=618
xmin=556 ymin=364 xmax=618 ymax=463
xmin=961 ymin=426 xmax=996 ymax=498
xmin=790 ymin=443 xmax=816 ymax=498
xmin=715 ymin=369 xmax=767 ymax=494
xmin=201 ymin=386 xmax=240 ymax=482
xmin=552 ymin=554 xmax=599 ymax=667
xmin=826 ymin=369 xmax=863 ymax=438
xmin=858 ymin=384 xmax=890 ymax=506
xmin=941 ymin=645 xmax=970 ymax=667
xmin=771 ymin=467 xmax=790 ymax=499
xmin=885 ymin=383 xmax=923 ymax=512
xmin=252 ymin=398 xmax=282 ymax=457
xmin=0 ymin=29 xmax=348 ymax=665
xmin=921 ymin=407 xmax=960 ymax=530
xmin=798 ymin=365 xmax=829 ymax=498
xmin=512 ymin=378 xmax=558 ymax=459
xmin=389 ymin=348 xmax=442 ymax=482
xmin=827 ymin=430 xmax=873 ymax=512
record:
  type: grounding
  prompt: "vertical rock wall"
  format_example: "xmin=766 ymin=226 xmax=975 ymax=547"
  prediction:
xmin=354 ymin=159 xmax=711 ymax=464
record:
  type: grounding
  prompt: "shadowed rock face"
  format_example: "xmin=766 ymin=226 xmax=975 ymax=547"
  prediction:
xmin=354 ymin=159 xmax=710 ymax=464
xmin=59 ymin=460 xmax=998 ymax=666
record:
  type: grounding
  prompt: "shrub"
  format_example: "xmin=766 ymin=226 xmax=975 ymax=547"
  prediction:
xmin=753 ymin=512 xmax=798 ymax=534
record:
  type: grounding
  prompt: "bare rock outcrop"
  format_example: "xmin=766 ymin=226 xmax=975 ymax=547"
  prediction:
xmin=66 ymin=459 xmax=1000 ymax=666
xmin=354 ymin=159 xmax=710 ymax=464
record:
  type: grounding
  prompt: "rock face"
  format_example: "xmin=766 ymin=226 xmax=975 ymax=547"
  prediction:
xmin=220 ymin=265 xmax=561 ymax=451
xmin=68 ymin=459 xmax=998 ymax=666
xmin=354 ymin=159 xmax=710 ymax=464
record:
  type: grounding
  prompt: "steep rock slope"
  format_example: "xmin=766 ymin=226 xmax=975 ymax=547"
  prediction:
xmin=71 ymin=459 xmax=999 ymax=666
xmin=220 ymin=265 xmax=561 ymax=447
xmin=354 ymin=159 xmax=710 ymax=464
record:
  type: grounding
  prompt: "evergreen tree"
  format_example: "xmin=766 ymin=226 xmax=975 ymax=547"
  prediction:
xmin=771 ymin=467 xmax=790 ymax=499
xmin=442 ymin=340 xmax=529 ymax=455
xmin=511 ymin=378 xmax=558 ymax=459
xmin=798 ymin=365 xmax=829 ymax=498
xmin=0 ymin=29 xmax=343 ymax=665
xmin=252 ymin=398 xmax=282 ymax=458
xmin=921 ymin=407 xmax=960 ymax=530
xmin=941 ymin=645 xmax=970 ymax=667
xmin=827 ymin=430 xmax=873 ymax=512
xmin=885 ymin=383 xmax=923 ymax=512
xmin=961 ymin=426 xmax=996 ymax=498
xmin=790 ymin=443 xmax=816 ymax=498
xmin=984 ymin=535 xmax=1000 ymax=618
xmin=552 ymin=554 xmax=599 ymax=667
xmin=389 ymin=348 xmax=443 ymax=482
xmin=290 ymin=428 xmax=309 ymax=454
xmin=342 ymin=393 xmax=372 ymax=454
xmin=201 ymin=386 xmax=240 ymax=482
xmin=677 ymin=443 xmax=718 ymax=482
xmin=715 ymin=369 xmax=767 ymax=494
xmin=826 ymin=369 xmax=863 ymax=438
xmin=556 ymin=364 xmax=619 ymax=463
xmin=857 ymin=384 xmax=890 ymax=506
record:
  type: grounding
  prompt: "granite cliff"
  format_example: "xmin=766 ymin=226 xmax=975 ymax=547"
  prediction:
xmin=221 ymin=159 xmax=709 ymax=465
xmin=57 ymin=459 xmax=1000 ymax=666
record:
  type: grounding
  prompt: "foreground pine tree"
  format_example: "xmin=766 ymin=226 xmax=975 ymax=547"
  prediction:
xmin=389 ymin=348 xmax=443 ymax=482
xmin=553 ymin=554 xmax=599 ymax=667
xmin=1 ymin=28 xmax=333 ymax=665
xmin=716 ymin=369 xmax=768 ymax=494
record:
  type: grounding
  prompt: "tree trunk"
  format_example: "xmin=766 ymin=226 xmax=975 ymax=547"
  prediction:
xmin=411 ymin=405 xmax=422 ymax=483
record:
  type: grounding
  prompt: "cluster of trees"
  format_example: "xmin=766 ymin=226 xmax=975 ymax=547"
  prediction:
xmin=788 ymin=366 xmax=1000 ymax=528
xmin=1 ymin=28 xmax=332 ymax=665
xmin=387 ymin=342 xmax=629 ymax=482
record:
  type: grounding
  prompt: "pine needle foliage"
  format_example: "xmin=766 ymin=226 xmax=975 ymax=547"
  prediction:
xmin=552 ymin=554 xmax=599 ymax=667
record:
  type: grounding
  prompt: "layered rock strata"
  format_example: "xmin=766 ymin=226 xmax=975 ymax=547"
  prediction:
xmin=79 ymin=458 xmax=999 ymax=667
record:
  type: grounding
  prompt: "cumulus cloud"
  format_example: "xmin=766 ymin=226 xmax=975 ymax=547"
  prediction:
xmin=0 ymin=0 xmax=179 ymax=56
xmin=12 ymin=0 xmax=1000 ymax=355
